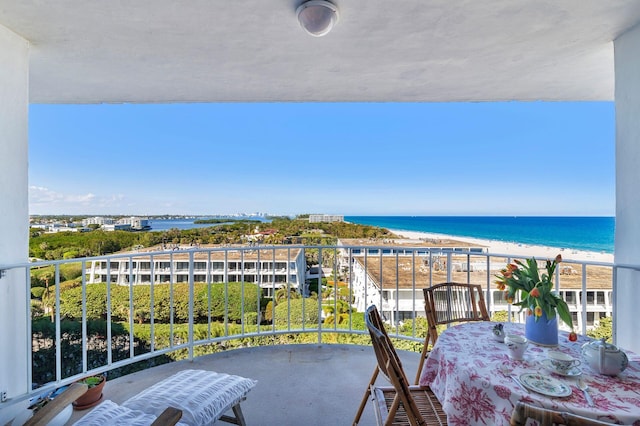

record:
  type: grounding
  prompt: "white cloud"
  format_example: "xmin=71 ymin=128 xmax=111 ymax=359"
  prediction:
xmin=29 ymin=186 xmax=126 ymax=214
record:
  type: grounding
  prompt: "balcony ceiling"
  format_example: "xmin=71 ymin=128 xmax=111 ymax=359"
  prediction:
xmin=2 ymin=1 xmax=640 ymax=104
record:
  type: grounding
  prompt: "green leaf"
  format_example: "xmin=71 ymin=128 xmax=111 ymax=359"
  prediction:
xmin=556 ymin=300 xmax=573 ymax=329
xmin=543 ymin=303 xmax=556 ymax=320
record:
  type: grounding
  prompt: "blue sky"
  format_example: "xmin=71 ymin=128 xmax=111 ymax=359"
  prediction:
xmin=28 ymin=102 xmax=615 ymax=217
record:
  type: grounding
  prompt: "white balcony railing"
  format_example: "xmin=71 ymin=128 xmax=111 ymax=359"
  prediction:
xmin=0 ymin=244 xmax=626 ymax=404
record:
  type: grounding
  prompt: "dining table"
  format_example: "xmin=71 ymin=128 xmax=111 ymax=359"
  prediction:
xmin=418 ymin=321 xmax=640 ymax=425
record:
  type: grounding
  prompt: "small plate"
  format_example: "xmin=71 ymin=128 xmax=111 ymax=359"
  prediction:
xmin=519 ymin=373 xmax=572 ymax=397
xmin=540 ymin=359 xmax=582 ymax=377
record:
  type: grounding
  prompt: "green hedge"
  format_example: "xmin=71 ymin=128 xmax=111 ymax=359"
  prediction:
xmin=274 ymin=298 xmax=319 ymax=326
xmin=46 ymin=282 xmax=263 ymax=324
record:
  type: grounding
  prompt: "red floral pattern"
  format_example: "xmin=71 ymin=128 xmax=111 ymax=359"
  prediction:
xmin=419 ymin=322 xmax=640 ymax=425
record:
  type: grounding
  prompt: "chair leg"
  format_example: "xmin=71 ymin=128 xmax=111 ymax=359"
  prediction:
xmin=232 ymin=403 xmax=246 ymax=426
xmin=353 ymin=368 xmax=379 ymax=425
xmin=414 ymin=335 xmax=430 ymax=385
xmin=219 ymin=402 xmax=247 ymax=425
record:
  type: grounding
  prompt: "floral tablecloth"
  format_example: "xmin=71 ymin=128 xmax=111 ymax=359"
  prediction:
xmin=418 ymin=322 xmax=640 ymax=425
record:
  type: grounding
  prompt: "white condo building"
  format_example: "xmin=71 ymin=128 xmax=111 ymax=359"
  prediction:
xmin=338 ymin=239 xmax=611 ymax=332
xmin=308 ymin=214 xmax=344 ymax=223
xmin=117 ymin=216 xmax=150 ymax=230
xmin=86 ymin=247 xmax=307 ymax=298
xmin=82 ymin=217 xmax=115 ymax=226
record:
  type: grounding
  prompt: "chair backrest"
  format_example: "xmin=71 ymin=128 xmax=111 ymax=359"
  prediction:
xmin=365 ymin=305 xmax=409 ymax=383
xmin=365 ymin=305 xmax=426 ymax=426
xmin=423 ymin=282 xmax=490 ymax=343
xmin=510 ymin=402 xmax=615 ymax=426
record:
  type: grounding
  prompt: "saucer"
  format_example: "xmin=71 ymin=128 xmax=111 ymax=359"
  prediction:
xmin=540 ymin=359 xmax=582 ymax=377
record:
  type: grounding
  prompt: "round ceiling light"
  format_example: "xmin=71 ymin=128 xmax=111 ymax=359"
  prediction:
xmin=296 ymin=1 xmax=339 ymax=37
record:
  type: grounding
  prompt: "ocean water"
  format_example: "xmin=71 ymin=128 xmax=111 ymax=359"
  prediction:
xmin=149 ymin=219 xmax=220 ymax=232
xmin=345 ymin=216 xmax=615 ymax=254
xmin=149 ymin=217 xmax=267 ymax=232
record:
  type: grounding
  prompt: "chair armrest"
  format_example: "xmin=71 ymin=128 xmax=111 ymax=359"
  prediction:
xmin=150 ymin=406 xmax=183 ymax=426
xmin=24 ymin=382 xmax=88 ymax=426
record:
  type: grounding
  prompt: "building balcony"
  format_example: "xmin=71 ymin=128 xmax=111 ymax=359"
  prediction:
xmin=66 ymin=344 xmax=408 ymax=425
xmin=0 ymin=244 xmax=631 ymax=424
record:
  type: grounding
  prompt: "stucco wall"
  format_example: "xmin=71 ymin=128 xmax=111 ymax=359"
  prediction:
xmin=614 ymin=23 xmax=640 ymax=353
xmin=0 ymin=23 xmax=29 ymax=407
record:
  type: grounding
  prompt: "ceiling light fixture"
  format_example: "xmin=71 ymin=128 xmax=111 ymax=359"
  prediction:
xmin=296 ymin=1 xmax=339 ymax=37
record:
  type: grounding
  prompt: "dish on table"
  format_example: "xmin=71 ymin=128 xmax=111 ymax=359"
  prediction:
xmin=519 ymin=373 xmax=572 ymax=397
xmin=540 ymin=359 xmax=582 ymax=377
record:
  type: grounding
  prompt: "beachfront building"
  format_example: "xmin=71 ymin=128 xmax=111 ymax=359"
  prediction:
xmin=86 ymin=246 xmax=306 ymax=298
xmin=102 ymin=223 xmax=132 ymax=231
xmin=343 ymin=245 xmax=613 ymax=332
xmin=309 ymin=214 xmax=344 ymax=223
xmin=116 ymin=216 xmax=150 ymax=230
xmin=82 ymin=217 xmax=115 ymax=227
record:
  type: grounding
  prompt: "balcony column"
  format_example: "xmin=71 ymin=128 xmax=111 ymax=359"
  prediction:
xmin=0 ymin=25 xmax=30 ymax=400
xmin=614 ymin=23 xmax=640 ymax=353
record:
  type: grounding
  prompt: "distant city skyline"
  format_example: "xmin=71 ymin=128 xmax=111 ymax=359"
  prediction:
xmin=29 ymin=102 xmax=615 ymax=216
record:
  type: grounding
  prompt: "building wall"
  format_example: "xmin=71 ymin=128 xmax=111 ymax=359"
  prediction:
xmin=351 ymin=259 xmax=385 ymax=312
xmin=0 ymin=23 xmax=30 ymax=404
xmin=614 ymin=22 xmax=640 ymax=352
xmin=309 ymin=214 xmax=344 ymax=223
xmin=379 ymin=287 xmax=613 ymax=331
xmin=87 ymin=250 xmax=306 ymax=297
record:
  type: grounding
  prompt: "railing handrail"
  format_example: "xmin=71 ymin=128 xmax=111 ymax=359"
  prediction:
xmin=1 ymin=243 xmax=628 ymax=402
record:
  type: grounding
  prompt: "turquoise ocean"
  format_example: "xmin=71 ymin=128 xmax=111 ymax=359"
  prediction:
xmin=149 ymin=216 xmax=615 ymax=254
xmin=345 ymin=216 xmax=615 ymax=254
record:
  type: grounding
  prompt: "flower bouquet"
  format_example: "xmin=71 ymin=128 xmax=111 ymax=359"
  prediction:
xmin=495 ymin=254 xmax=573 ymax=338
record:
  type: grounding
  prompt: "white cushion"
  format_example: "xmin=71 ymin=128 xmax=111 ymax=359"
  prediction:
xmin=122 ymin=369 xmax=257 ymax=425
xmin=72 ymin=399 xmax=181 ymax=426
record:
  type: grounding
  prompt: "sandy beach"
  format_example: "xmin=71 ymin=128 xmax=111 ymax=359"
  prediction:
xmin=387 ymin=229 xmax=614 ymax=264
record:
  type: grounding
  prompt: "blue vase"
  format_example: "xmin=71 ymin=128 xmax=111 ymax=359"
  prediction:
xmin=525 ymin=309 xmax=558 ymax=346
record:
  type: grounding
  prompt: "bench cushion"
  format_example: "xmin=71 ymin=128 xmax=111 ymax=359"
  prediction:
xmin=122 ymin=369 xmax=257 ymax=425
xmin=72 ymin=399 xmax=183 ymax=425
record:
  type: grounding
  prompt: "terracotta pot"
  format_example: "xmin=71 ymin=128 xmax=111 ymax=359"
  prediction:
xmin=72 ymin=375 xmax=106 ymax=410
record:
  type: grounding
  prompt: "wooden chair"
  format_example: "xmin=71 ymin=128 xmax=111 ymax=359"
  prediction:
xmin=511 ymin=402 xmax=616 ymax=426
xmin=415 ymin=282 xmax=490 ymax=384
xmin=355 ymin=305 xmax=448 ymax=426
xmin=353 ymin=302 xmax=406 ymax=425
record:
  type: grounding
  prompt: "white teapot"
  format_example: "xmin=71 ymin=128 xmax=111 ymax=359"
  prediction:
xmin=581 ymin=338 xmax=629 ymax=376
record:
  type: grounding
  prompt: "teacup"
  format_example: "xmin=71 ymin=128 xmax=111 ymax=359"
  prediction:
xmin=504 ymin=334 xmax=528 ymax=360
xmin=548 ymin=350 xmax=581 ymax=374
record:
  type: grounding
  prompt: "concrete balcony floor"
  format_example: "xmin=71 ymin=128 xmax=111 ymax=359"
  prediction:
xmin=67 ymin=344 xmax=422 ymax=425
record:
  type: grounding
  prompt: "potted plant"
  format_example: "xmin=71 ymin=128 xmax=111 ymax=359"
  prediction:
xmin=495 ymin=254 xmax=574 ymax=346
xmin=72 ymin=374 xmax=106 ymax=410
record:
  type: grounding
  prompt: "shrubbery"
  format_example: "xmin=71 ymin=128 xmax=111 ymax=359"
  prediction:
xmin=274 ymin=298 xmax=319 ymax=326
xmin=44 ymin=282 xmax=263 ymax=324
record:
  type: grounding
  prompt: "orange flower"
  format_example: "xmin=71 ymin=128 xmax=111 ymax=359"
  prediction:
xmin=530 ymin=287 xmax=540 ymax=298
xmin=534 ymin=306 xmax=543 ymax=317
xmin=503 ymin=270 xmax=512 ymax=279
xmin=497 ymin=282 xmax=505 ymax=291
xmin=555 ymin=254 xmax=562 ymax=263
xmin=505 ymin=294 xmax=514 ymax=304
xmin=527 ymin=308 xmax=533 ymax=316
